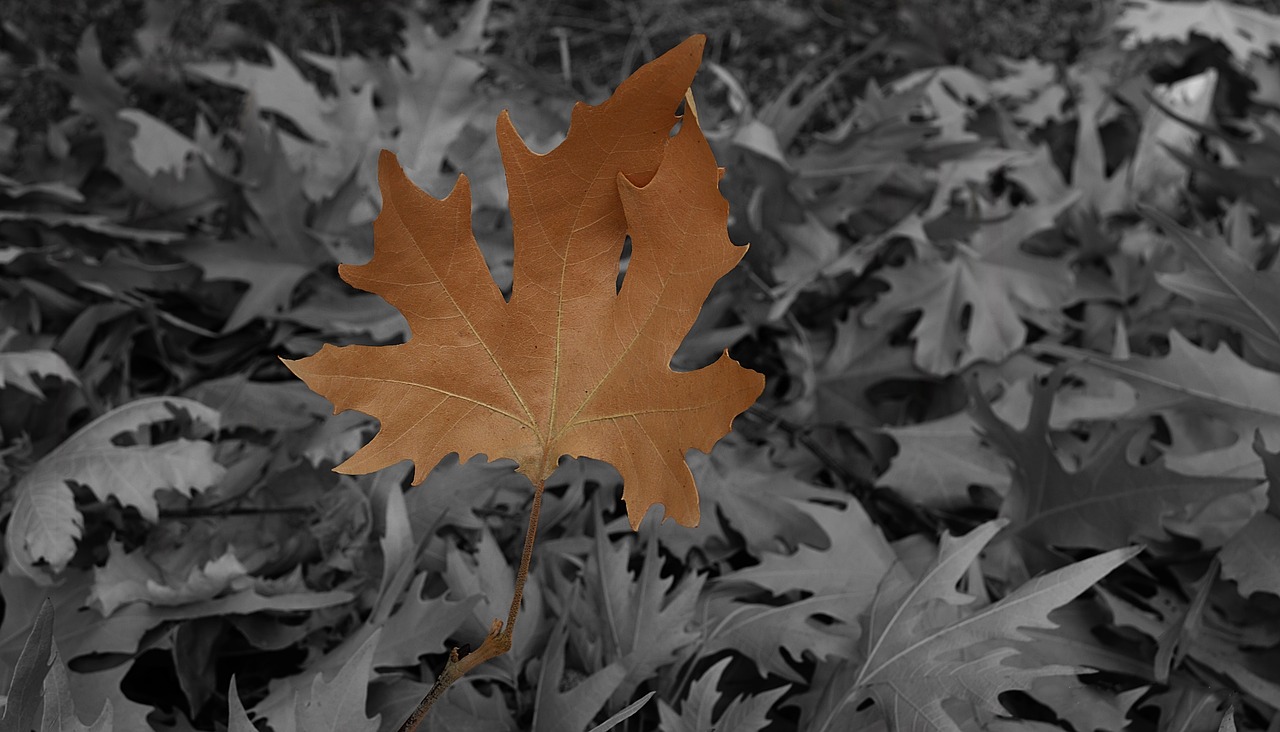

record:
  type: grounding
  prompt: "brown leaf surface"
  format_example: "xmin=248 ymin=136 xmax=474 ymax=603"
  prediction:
xmin=283 ymin=36 xmax=763 ymax=528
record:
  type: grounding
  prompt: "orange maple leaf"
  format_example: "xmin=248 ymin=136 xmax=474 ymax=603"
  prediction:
xmin=283 ymin=35 xmax=763 ymax=529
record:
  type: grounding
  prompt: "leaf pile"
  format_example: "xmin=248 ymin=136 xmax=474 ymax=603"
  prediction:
xmin=3 ymin=1 xmax=1280 ymax=731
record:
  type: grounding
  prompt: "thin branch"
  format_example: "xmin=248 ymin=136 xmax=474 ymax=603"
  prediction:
xmin=398 ymin=478 xmax=548 ymax=731
xmin=743 ymin=404 xmax=944 ymax=537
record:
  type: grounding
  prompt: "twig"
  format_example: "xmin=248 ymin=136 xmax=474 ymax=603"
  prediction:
xmin=397 ymin=478 xmax=548 ymax=731
xmin=159 ymin=505 xmax=313 ymax=518
xmin=78 ymin=502 xmax=314 ymax=519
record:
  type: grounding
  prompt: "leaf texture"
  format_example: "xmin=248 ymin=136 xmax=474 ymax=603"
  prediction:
xmin=283 ymin=35 xmax=763 ymax=528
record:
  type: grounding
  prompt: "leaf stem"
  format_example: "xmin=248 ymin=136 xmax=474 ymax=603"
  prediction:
xmin=397 ymin=477 xmax=548 ymax=732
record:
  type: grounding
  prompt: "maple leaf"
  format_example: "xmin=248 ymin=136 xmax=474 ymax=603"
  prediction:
xmin=812 ymin=521 xmax=1138 ymax=732
xmin=5 ymin=398 xmax=225 ymax=584
xmin=863 ymin=194 xmax=1078 ymax=375
xmin=247 ymin=566 xmax=470 ymax=730
xmin=189 ymin=41 xmax=382 ymax=204
xmin=283 ymin=35 xmax=764 ymax=528
xmin=177 ymin=100 xmax=330 ymax=333
xmin=0 ymin=211 xmax=182 ymax=244
xmin=378 ymin=572 xmax=479 ymax=668
xmin=0 ymin=570 xmax=350 ymax=703
xmin=970 ymin=374 xmax=1259 ymax=550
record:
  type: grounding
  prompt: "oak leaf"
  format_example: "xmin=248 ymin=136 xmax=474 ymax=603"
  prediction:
xmin=283 ymin=36 xmax=763 ymax=528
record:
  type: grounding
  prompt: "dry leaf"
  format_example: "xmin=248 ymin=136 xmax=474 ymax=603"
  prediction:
xmin=284 ymin=35 xmax=763 ymax=528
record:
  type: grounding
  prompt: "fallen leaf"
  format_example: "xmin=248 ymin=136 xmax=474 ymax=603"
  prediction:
xmin=1129 ymin=71 xmax=1218 ymax=215
xmin=877 ymin=409 xmax=1012 ymax=508
xmin=1100 ymin=586 xmax=1280 ymax=708
xmin=225 ymin=677 xmax=256 ymax=732
xmin=657 ymin=657 xmax=788 ymax=732
xmin=391 ymin=1 xmax=492 ymax=194
xmin=970 ymin=375 xmax=1258 ymax=550
xmin=0 ymin=210 xmax=182 ymax=243
xmin=1038 ymin=330 xmax=1280 ymax=478
xmin=709 ymin=499 xmax=895 ymax=681
xmin=532 ymin=620 xmax=625 ymax=732
xmin=888 ymin=67 xmax=992 ymax=141
xmin=377 ymin=572 xmax=479 ymax=668
xmin=63 ymin=30 xmax=219 ymax=212
xmin=584 ymin=525 xmax=704 ymax=701
xmin=295 ymin=631 xmax=382 ymax=732
xmin=813 ymin=521 xmax=1138 ymax=732
xmin=283 ymin=36 xmax=763 ymax=528
xmin=187 ymin=44 xmax=329 ymax=142
xmin=5 ymin=397 xmax=225 ymax=583
xmin=0 ymin=350 xmax=78 ymax=397
xmin=37 ymin=645 xmax=114 ymax=732
xmin=1117 ymin=0 xmax=1280 ymax=65
xmin=864 ymin=194 xmax=1078 ymax=374
xmin=1220 ymin=434 xmax=1280 ymax=597
xmin=2 ymin=599 xmax=54 ymax=732
xmin=1150 ymin=207 xmax=1280 ymax=365
xmin=807 ymin=313 xmax=919 ymax=428
xmin=87 ymin=542 xmax=253 ymax=616
xmin=177 ymin=237 xmax=314 ymax=333
xmin=653 ymin=435 xmax=835 ymax=559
